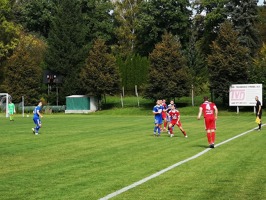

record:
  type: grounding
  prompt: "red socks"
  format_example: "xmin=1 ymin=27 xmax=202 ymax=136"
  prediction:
xmin=169 ymin=127 xmax=173 ymax=134
xmin=182 ymin=131 xmax=187 ymax=136
xmin=207 ymin=133 xmax=212 ymax=144
xmin=211 ymin=132 xmax=215 ymax=144
xmin=164 ymin=121 xmax=167 ymax=129
xmin=207 ymin=132 xmax=216 ymax=144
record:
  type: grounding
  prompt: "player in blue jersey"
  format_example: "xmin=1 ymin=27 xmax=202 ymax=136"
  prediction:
xmin=153 ymin=100 xmax=163 ymax=137
xmin=32 ymin=101 xmax=43 ymax=135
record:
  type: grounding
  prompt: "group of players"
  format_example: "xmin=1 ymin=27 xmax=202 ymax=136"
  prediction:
xmin=152 ymin=99 xmax=188 ymax=138
xmin=153 ymin=97 xmax=218 ymax=148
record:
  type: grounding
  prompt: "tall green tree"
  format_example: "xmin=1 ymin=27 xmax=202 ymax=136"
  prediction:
xmin=12 ymin=0 xmax=56 ymax=38
xmin=256 ymin=5 xmax=266 ymax=44
xmin=136 ymin=0 xmax=191 ymax=56
xmin=80 ymin=0 xmax=115 ymax=45
xmin=116 ymin=54 xmax=149 ymax=92
xmin=192 ymin=0 xmax=229 ymax=56
xmin=208 ymin=21 xmax=251 ymax=104
xmin=186 ymin=27 xmax=209 ymax=94
xmin=80 ymin=38 xmax=120 ymax=107
xmin=0 ymin=0 xmax=20 ymax=61
xmin=45 ymin=0 xmax=88 ymax=99
xmin=0 ymin=20 xmax=19 ymax=62
xmin=0 ymin=0 xmax=20 ymax=85
xmin=113 ymin=0 xmax=141 ymax=57
xmin=227 ymin=0 xmax=260 ymax=56
xmin=249 ymin=42 xmax=266 ymax=103
xmin=1 ymin=32 xmax=46 ymax=104
xmin=144 ymin=32 xmax=192 ymax=100
xmin=250 ymin=43 xmax=266 ymax=86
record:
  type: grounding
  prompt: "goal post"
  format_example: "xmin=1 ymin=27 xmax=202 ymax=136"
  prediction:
xmin=0 ymin=93 xmax=10 ymax=118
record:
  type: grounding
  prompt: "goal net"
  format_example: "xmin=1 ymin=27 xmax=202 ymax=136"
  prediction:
xmin=0 ymin=93 xmax=10 ymax=118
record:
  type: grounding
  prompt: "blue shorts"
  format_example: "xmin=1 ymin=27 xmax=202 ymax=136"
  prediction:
xmin=154 ymin=118 xmax=162 ymax=125
xmin=33 ymin=118 xmax=41 ymax=126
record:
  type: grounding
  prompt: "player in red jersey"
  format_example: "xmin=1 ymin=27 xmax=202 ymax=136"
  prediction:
xmin=197 ymin=96 xmax=218 ymax=148
xmin=161 ymin=99 xmax=168 ymax=131
xmin=168 ymin=105 xmax=187 ymax=138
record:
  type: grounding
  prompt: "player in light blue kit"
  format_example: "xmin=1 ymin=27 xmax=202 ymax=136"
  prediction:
xmin=32 ymin=101 xmax=43 ymax=135
xmin=153 ymin=100 xmax=163 ymax=137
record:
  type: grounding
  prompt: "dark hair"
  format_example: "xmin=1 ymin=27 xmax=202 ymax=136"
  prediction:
xmin=203 ymin=96 xmax=209 ymax=101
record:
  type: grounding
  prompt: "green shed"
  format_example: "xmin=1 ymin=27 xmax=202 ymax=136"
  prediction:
xmin=65 ymin=95 xmax=98 ymax=113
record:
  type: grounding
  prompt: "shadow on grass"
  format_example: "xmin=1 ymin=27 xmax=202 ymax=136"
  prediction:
xmin=192 ymin=144 xmax=210 ymax=149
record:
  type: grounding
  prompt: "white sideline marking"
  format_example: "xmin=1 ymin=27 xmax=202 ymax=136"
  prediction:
xmin=99 ymin=126 xmax=264 ymax=200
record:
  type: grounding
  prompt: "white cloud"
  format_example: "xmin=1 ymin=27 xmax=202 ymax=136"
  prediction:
xmin=258 ymin=0 xmax=264 ymax=5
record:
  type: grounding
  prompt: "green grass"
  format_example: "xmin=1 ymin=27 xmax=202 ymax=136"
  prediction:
xmin=0 ymin=112 xmax=265 ymax=200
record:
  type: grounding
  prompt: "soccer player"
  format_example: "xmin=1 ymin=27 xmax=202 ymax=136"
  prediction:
xmin=168 ymin=105 xmax=187 ymax=138
xmin=255 ymin=96 xmax=262 ymax=131
xmin=161 ymin=99 xmax=168 ymax=131
xmin=153 ymin=100 xmax=163 ymax=137
xmin=8 ymin=100 xmax=16 ymax=121
xmin=32 ymin=101 xmax=43 ymax=135
xmin=166 ymin=100 xmax=176 ymax=128
xmin=167 ymin=100 xmax=176 ymax=112
xmin=197 ymin=96 xmax=218 ymax=148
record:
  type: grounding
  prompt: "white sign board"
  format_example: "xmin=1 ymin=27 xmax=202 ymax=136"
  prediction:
xmin=229 ymin=84 xmax=263 ymax=106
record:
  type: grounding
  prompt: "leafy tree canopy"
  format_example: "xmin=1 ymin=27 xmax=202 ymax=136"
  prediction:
xmin=12 ymin=0 xmax=56 ymax=38
xmin=136 ymin=0 xmax=191 ymax=56
xmin=81 ymin=0 xmax=115 ymax=45
xmin=208 ymin=21 xmax=251 ymax=104
xmin=1 ymin=32 xmax=46 ymax=105
xmin=227 ymin=0 xmax=260 ymax=56
xmin=113 ymin=0 xmax=142 ymax=57
xmin=45 ymin=0 xmax=88 ymax=97
xmin=80 ymin=38 xmax=121 ymax=106
xmin=144 ymin=32 xmax=192 ymax=101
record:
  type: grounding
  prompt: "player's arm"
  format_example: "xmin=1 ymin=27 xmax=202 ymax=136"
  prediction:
xmin=37 ymin=110 xmax=43 ymax=118
xmin=177 ymin=114 xmax=180 ymax=122
xmin=214 ymin=106 xmax=218 ymax=120
xmin=197 ymin=107 xmax=203 ymax=120
xmin=258 ymin=104 xmax=261 ymax=115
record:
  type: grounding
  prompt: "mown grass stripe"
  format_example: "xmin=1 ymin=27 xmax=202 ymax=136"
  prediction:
xmin=99 ymin=124 xmax=264 ymax=200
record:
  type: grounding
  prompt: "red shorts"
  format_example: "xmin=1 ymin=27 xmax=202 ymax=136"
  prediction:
xmin=170 ymin=120 xmax=182 ymax=127
xmin=162 ymin=112 xmax=167 ymax=120
xmin=204 ymin=117 xmax=216 ymax=130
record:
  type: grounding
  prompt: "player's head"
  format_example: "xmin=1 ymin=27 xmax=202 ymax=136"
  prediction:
xmin=170 ymin=100 xmax=174 ymax=105
xmin=38 ymin=101 xmax=43 ymax=106
xmin=255 ymin=96 xmax=259 ymax=101
xmin=203 ymin=96 xmax=209 ymax=101
xmin=158 ymin=99 xmax=162 ymax=105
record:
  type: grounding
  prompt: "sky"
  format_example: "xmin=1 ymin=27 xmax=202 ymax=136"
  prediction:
xmin=258 ymin=0 xmax=265 ymax=5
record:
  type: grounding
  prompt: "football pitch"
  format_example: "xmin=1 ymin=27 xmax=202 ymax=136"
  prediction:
xmin=0 ymin=113 xmax=265 ymax=200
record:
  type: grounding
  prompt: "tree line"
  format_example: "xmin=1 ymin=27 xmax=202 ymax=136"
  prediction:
xmin=0 ymin=0 xmax=266 ymax=106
